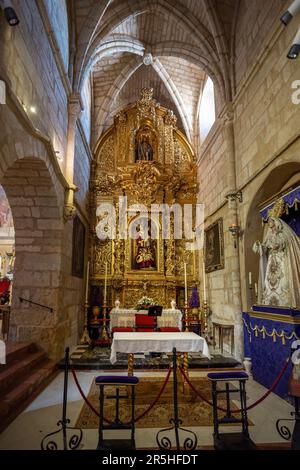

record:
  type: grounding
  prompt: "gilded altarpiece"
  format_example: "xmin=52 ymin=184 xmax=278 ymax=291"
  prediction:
xmin=90 ymin=89 xmax=199 ymax=307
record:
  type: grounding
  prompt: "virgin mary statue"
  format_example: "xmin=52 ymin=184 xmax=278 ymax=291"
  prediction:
xmin=253 ymin=217 xmax=300 ymax=307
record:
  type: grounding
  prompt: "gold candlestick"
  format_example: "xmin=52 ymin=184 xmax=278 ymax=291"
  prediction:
xmin=202 ymin=300 xmax=210 ymax=343
xmin=184 ymin=301 xmax=189 ymax=332
xmin=80 ymin=261 xmax=91 ymax=345
xmin=99 ymin=302 xmax=109 ymax=342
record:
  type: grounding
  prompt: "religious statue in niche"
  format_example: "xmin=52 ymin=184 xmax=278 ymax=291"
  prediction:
xmin=135 ymin=124 xmax=155 ymax=162
xmin=253 ymin=216 xmax=300 ymax=307
xmin=132 ymin=219 xmax=157 ymax=270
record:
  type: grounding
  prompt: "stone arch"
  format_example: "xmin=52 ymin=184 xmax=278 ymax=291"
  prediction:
xmin=82 ymin=36 xmax=145 ymax=87
xmin=202 ymin=0 xmax=231 ymax=101
xmin=0 ymin=99 xmax=85 ymax=361
xmin=74 ymin=0 xmax=112 ymax=87
xmin=244 ymin=162 xmax=300 ymax=308
xmin=152 ymin=58 xmax=192 ymax=141
xmin=0 ymin=184 xmax=15 ymax=302
xmin=0 ymin=156 xmax=64 ymax=358
xmin=75 ymin=0 xmax=224 ymax=95
xmin=93 ymin=54 xmax=194 ymax=144
xmin=152 ymin=43 xmax=225 ymax=105
xmin=92 ymin=55 xmax=142 ymax=143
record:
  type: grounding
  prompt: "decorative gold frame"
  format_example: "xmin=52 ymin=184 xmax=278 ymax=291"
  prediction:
xmin=125 ymin=213 xmax=162 ymax=274
xmin=90 ymin=88 xmax=199 ymax=306
xmin=204 ymin=218 xmax=225 ymax=273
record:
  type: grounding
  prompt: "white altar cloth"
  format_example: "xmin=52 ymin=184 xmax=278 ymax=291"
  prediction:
xmin=109 ymin=308 xmax=182 ymax=331
xmin=110 ymin=331 xmax=211 ymax=364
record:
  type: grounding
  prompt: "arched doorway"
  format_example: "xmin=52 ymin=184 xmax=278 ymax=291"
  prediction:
xmin=0 ymin=184 xmax=15 ymax=301
xmin=1 ymin=157 xmax=65 ymax=359
xmin=244 ymin=162 xmax=300 ymax=308
xmin=0 ymin=185 xmax=15 ymax=340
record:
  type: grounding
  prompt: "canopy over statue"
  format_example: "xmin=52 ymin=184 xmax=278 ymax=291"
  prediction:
xmin=253 ymin=216 xmax=300 ymax=308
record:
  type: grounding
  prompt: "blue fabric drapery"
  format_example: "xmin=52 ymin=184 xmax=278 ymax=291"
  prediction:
xmin=260 ymin=185 xmax=300 ymax=220
xmin=260 ymin=185 xmax=300 ymax=236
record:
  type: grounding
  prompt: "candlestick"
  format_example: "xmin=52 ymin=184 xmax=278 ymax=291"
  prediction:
xmin=254 ymin=282 xmax=258 ymax=297
xmin=100 ymin=262 xmax=109 ymax=344
xmin=80 ymin=260 xmax=91 ymax=345
xmin=85 ymin=261 xmax=90 ymax=303
xmin=249 ymin=271 xmax=252 ymax=286
xmin=104 ymin=262 xmax=108 ymax=305
xmin=202 ymin=262 xmax=207 ymax=303
xmin=184 ymin=262 xmax=188 ymax=305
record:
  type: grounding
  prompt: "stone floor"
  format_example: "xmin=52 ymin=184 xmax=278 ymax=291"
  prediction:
xmin=0 ymin=353 xmax=294 ymax=450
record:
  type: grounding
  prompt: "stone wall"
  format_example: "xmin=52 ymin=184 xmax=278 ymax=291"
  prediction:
xmin=0 ymin=4 xmax=90 ymax=360
xmin=43 ymin=0 xmax=69 ymax=72
xmin=234 ymin=0 xmax=284 ymax=90
xmin=198 ymin=3 xmax=300 ymax=355
xmin=0 ymin=2 xmax=68 ymax=165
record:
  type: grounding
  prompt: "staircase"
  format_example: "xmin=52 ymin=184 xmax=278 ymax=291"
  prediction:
xmin=0 ymin=342 xmax=58 ymax=433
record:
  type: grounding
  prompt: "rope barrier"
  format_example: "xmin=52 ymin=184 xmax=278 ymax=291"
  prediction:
xmin=70 ymin=365 xmax=100 ymax=417
xmin=179 ymin=356 xmax=291 ymax=414
xmin=71 ymin=355 xmax=290 ymax=425
xmin=70 ymin=364 xmax=172 ymax=425
xmin=134 ymin=367 xmax=172 ymax=423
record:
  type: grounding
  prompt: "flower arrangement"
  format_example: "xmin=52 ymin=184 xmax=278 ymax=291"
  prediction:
xmin=135 ymin=296 xmax=155 ymax=310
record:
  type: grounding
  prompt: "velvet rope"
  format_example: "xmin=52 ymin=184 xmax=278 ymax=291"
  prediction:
xmin=179 ymin=357 xmax=290 ymax=414
xmin=70 ymin=364 xmax=172 ymax=425
xmin=134 ymin=366 xmax=172 ymax=423
xmin=70 ymin=365 xmax=101 ymax=418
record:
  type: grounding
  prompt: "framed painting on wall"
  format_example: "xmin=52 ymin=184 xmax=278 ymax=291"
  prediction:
xmin=72 ymin=215 xmax=86 ymax=278
xmin=204 ymin=218 xmax=225 ymax=273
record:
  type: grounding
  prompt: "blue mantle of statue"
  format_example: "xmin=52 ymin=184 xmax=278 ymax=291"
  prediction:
xmin=243 ymin=306 xmax=300 ymax=399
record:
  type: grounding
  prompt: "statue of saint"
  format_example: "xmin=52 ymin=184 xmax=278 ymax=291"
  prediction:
xmin=134 ymin=224 xmax=156 ymax=269
xmin=136 ymin=135 xmax=153 ymax=161
xmin=253 ymin=217 xmax=300 ymax=307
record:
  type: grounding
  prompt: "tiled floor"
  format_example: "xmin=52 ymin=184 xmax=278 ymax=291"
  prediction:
xmin=0 ymin=363 xmax=294 ymax=450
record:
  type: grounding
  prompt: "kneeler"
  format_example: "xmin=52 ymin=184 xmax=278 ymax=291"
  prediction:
xmin=95 ymin=375 xmax=139 ymax=450
xmin=207 ymin=372 xmax=256 ymax=450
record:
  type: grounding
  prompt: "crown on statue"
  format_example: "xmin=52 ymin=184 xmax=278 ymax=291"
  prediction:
xmin=268 ymin=198 xmax=286 ymax=218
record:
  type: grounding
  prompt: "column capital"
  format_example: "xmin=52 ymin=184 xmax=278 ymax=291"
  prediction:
xmin=68 ymin=92 xmax=83 ymax=119
xmin=63 ymin=184 xmax=78 ymax=221
xmin=221 ymin=102 xmax=234 ymax=125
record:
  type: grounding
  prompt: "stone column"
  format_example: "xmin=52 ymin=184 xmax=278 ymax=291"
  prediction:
xmin=64 ymin=92 xmax=82 ymax=220
xmin=223 ymin=104 xmax=244 ymax=361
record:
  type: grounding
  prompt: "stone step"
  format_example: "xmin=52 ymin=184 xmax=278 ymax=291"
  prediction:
xmin=0 ymin=349 xmax=48 ymax=395
xmin=0 ymin=359 xmax=58 ymax=433
xmin=5 ymin=342 xmax=37 ymax=364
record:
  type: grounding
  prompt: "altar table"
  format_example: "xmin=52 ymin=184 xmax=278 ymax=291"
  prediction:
xmin=109 ymin=308 xmax=182 ymax=331
xmin=110 ymin=331 xmax=211 ymax=376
